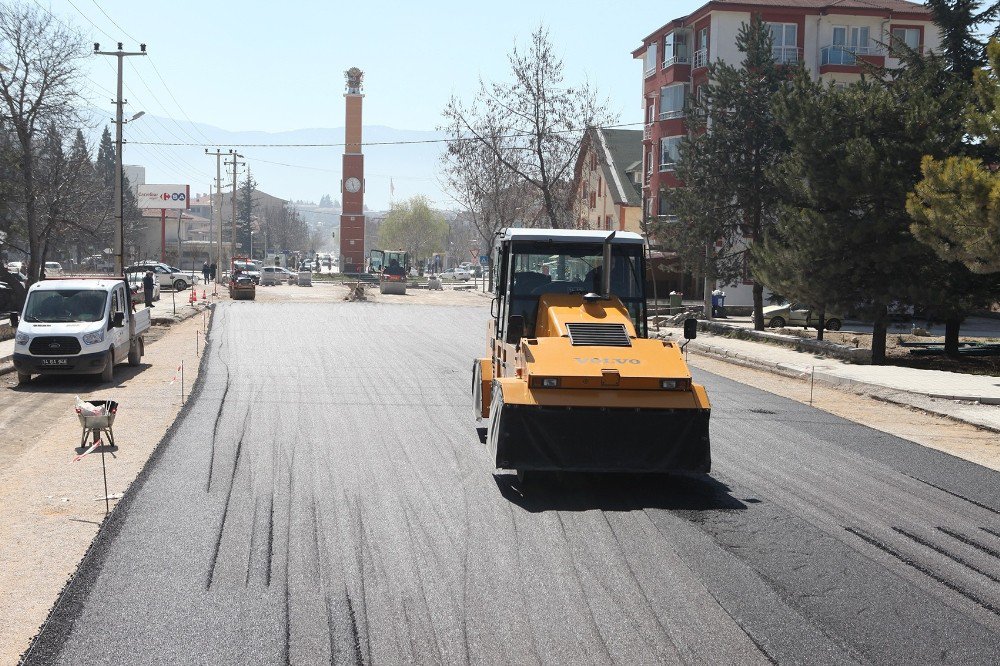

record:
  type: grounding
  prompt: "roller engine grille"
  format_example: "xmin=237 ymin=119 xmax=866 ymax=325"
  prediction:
xmin=566 ymin=323 xmax=632 ymax=347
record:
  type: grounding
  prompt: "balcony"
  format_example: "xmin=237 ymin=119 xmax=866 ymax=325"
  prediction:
xmin=692 ymin=48 xmax=708 ymax=70
xmin=659 ymin=161 xmax=676 ymax=173
xmin=662 ymin=54 xmax=689 ymax=68
xmin=820 ymin=45 xmax=886 ymax=68
xmin=658 ymin=109 xmax=685 ymax=121
xmin=772 ymin=46 xmax=803 ymax=64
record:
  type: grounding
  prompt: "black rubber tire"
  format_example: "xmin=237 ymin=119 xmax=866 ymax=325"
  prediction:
xmin=16 ymin=371 xmax=30 ymax=385
xmin=769 ymin=316 xmax=785 ymax=328
xmin=826 ymin=318 xmax=842 ymax=331
xmin=128 ymin=338 xmax=142 ymax=366
xmin=173 ymin=279 xmax=187 ymax=291
xmin=101 ymin=353 xmax=114 ymax=382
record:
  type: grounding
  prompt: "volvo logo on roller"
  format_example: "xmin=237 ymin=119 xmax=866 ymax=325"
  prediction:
xmin=574 ymin=357 xmax=640 ymax=365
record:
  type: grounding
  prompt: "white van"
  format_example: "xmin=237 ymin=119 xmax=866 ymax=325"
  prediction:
xmin=11 ymin=278 xmax=150 ymax=385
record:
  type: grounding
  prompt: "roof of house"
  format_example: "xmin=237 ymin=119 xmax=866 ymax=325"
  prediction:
xmin=597 ymin=129 xmax=643 ymax=208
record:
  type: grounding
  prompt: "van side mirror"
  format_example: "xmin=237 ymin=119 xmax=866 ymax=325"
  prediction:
xmin=112 ymin=312 xmax=125 ymax=328
xmin=506 ymin=315 xmax=524 ymax=344
xmin=9 ymin=313 xmax=19 ymax=328
xmin=683 ymin=318 xmax=698 ymax=340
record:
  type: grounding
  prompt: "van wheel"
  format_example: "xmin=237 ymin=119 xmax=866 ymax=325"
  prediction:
xmin=128 ymin=338 xmax=142 ymax=366
xmin=16 ymin=372 xmax=30 ymax=385
xmin=101 ymin=354 xmax=115 ymax=382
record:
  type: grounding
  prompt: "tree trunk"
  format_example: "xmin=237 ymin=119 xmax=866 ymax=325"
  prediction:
xmin=816 ymin=305 xmax=826 ymax=342
xmin=871 ymin=303 xmax=888 ymax=365
xmin=944 ymin=316 xmax=963 ymax=357
xmin=752 ymin=282 xmax=764 ymax=330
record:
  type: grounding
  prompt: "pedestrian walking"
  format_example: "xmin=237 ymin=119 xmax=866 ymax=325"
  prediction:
xmin=202 ymin=261 xmax=210 ymax=283
xmin=143 ymin=270 xmax=155 ymax=308
xmin=209 ymin=262 xmax=217 ymax=282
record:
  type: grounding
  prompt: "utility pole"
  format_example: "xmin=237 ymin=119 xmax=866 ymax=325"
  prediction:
xmin=205 ymin=149 xmax=228 ymax=287
xmin=225 ymin=151 xmax=245 ymax=259
xmin=94 ymin=42 xmax=147 ymax=275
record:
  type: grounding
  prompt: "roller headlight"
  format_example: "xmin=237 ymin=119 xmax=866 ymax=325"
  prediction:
xmin=14 ymin=332 xmax=29 ymax=346
xmin=82 ymin=330 xmax=105 ymax=345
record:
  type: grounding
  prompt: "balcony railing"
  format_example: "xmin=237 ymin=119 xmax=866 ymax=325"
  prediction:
xmin=659 ymin=161 xmax=677 ymax=173
xmin=658 ymin=109 xmax=685 ymax=121
xmin=692 ymin=48 xmax=708 ymax=69
xmin=662 ymin=54 xmax=689 ymax=68
xmin=820 ymin=45 xmax=880 ymax=66
xmin=772 ymin=46 xmax=803 ymax=64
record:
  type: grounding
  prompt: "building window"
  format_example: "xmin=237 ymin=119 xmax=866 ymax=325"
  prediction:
xmin=663 ymin=31 xmax=688 ymax=67
xmin=890 ymin=26 xmax=921 ymax=55
xmin=598 ymin=175 xmax=602 ymax=196
xmin=660 ymin=136 xmax=682 ymax=171
xmin=659 ymin=83 xmax=688 ymax=120
xmin=693 ymin=26 xmax=709 ymax=68
xmin=647 ymin=102 xmax=655 ymax=124
xmin=824 ymin=25 xmax=871 ymax=65
xmin=644 ymin=42 xmax=658 ymax=76
xmin=767 ymin=22 xmax=799 ymax=63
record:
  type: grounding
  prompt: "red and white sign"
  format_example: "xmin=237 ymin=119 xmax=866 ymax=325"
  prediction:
xmin=138 ymin=184 xmax=190 ymax=210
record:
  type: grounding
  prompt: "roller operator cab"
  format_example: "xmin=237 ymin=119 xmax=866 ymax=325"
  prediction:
xmin=473 ymin=228 xmax=710 ymax=477
xmin=370 ymin=249 xmax=409 ymax=295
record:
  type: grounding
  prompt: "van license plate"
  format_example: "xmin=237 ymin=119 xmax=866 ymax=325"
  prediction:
xmin=41 ymin=359 xmax=69 ymax=366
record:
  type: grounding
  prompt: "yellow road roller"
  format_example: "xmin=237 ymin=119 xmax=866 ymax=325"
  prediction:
xmin=472 ymin=229 xmax=709 ymax=476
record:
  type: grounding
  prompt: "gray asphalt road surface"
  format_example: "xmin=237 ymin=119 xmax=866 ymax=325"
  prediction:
xmin=24 ymin=301 xmax=1000 ymax=664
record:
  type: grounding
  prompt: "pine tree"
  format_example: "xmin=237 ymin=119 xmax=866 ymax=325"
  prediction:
xmin=926 ymin=0 xmax=1000 ymax=80
xmin=664 ymin=15 xmax=794 ymax=329
xmin=236 ymin=173 xmax=258 ymax=256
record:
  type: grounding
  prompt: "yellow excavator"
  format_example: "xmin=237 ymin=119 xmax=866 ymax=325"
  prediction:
xmin=472 ymin=229 xmax=710 ymax=478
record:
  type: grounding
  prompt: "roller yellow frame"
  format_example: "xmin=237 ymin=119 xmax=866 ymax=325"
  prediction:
xmin=472 ymin=228 xmax=710 ymax=477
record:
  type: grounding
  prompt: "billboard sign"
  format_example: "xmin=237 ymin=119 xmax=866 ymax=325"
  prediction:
xmin=137 ymin=184 xmax=190 ymax=210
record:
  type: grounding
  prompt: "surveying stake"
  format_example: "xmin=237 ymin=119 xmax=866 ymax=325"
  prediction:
xmin=74 ymin=400 xmax=119 ymax=515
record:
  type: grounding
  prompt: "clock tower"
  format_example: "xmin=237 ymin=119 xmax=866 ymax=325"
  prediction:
xmin=339 ymin=67 xmax=365 ymax=274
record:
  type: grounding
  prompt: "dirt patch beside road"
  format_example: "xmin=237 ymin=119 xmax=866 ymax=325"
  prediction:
xmin=688 ymin=353 xmax=1000 ymax=471
xmin=0 ymin=314 xmax=207 ymax=663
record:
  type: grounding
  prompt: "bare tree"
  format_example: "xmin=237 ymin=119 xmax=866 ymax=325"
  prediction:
xmin=442 ymin=26 xmax=613 ymax=229
xmin=0 ymin=1 xmax=85 ymax=286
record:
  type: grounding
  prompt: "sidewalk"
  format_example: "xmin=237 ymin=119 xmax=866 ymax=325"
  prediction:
xmin=658 ymin=326 xmax=1000 ymax=433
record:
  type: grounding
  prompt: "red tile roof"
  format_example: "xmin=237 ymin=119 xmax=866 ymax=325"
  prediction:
xmin=708 ymin=0 xmax=929 ymax=9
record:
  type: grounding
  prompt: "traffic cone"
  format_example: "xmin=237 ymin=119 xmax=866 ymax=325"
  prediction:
xmin=188 ymin=289 xmax=196 ymax=304
xmin=201 ymin=289 xmax=207 ymax=301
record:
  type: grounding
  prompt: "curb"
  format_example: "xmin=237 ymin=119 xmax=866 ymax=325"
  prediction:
xmin=687 ymin=342 xmax=1000 ymax=433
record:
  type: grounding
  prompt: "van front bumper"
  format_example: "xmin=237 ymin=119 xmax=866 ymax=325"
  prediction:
xmin=13 ymin=350 xmax=109 ymax=375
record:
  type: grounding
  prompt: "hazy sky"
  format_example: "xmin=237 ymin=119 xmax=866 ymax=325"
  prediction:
xmin=40 ymin=0 xmax=705 ymax=201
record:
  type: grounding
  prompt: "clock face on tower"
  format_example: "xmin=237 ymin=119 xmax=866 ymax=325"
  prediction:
xmin=344 ymin=177 xmax=361 ymax=193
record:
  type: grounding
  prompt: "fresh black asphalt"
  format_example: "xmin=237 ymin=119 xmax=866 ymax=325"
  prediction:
xmin=23 ymin=301 xmax=1000 ymax=664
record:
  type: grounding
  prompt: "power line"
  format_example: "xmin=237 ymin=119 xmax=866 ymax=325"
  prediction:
xmin=126 ymin=121 xmax=647 ymax=148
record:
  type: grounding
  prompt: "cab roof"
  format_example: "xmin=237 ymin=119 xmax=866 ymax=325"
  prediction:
xmin=28 ymin=278 xmax=124 ymax=292
xmin=500 ymin=228 xmax=645 ymax=245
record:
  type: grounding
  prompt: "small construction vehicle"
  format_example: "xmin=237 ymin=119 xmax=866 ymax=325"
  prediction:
xmin=473 ymin=229 xmax=709 ymax=478
xmin=370 ymin=249 xmax=409 ymax=295
xmin=228 ymin=256 xmax=256 ymax=300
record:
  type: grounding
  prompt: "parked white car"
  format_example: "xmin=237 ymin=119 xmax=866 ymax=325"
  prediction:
xmin=124 ymin=262 xmax=200 ymax=291
xmin=125 ymin=271 xmax=161 ymax=304
xmin=439 ymin=268 xmax=472 ymax=281
xmin=44 ymin=261 xmax=64 ymax=276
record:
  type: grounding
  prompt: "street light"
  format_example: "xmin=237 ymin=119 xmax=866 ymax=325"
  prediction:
xmin=250 ymin=230 xmax=255 ymax=259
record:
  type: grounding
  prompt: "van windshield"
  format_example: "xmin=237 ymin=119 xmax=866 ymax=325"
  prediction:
xmin=24 ymin=289 xmax=107 ymax=323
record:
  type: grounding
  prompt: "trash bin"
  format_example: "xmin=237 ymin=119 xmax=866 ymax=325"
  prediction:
xmin=711 ymin=290 xmax=727 ymax=318
xmin=668 ymin=291 xmax=683 ymax=314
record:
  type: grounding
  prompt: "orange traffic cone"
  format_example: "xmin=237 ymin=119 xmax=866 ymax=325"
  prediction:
xmin=188 ymin=289 xmax=196 ymax=304
xmin=201 ymin=289 xmax=207 ymax=301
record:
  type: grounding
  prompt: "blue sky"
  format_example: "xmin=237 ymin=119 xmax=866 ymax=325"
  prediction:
xmin=41 ymin=0 xmax=705 ymax=204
